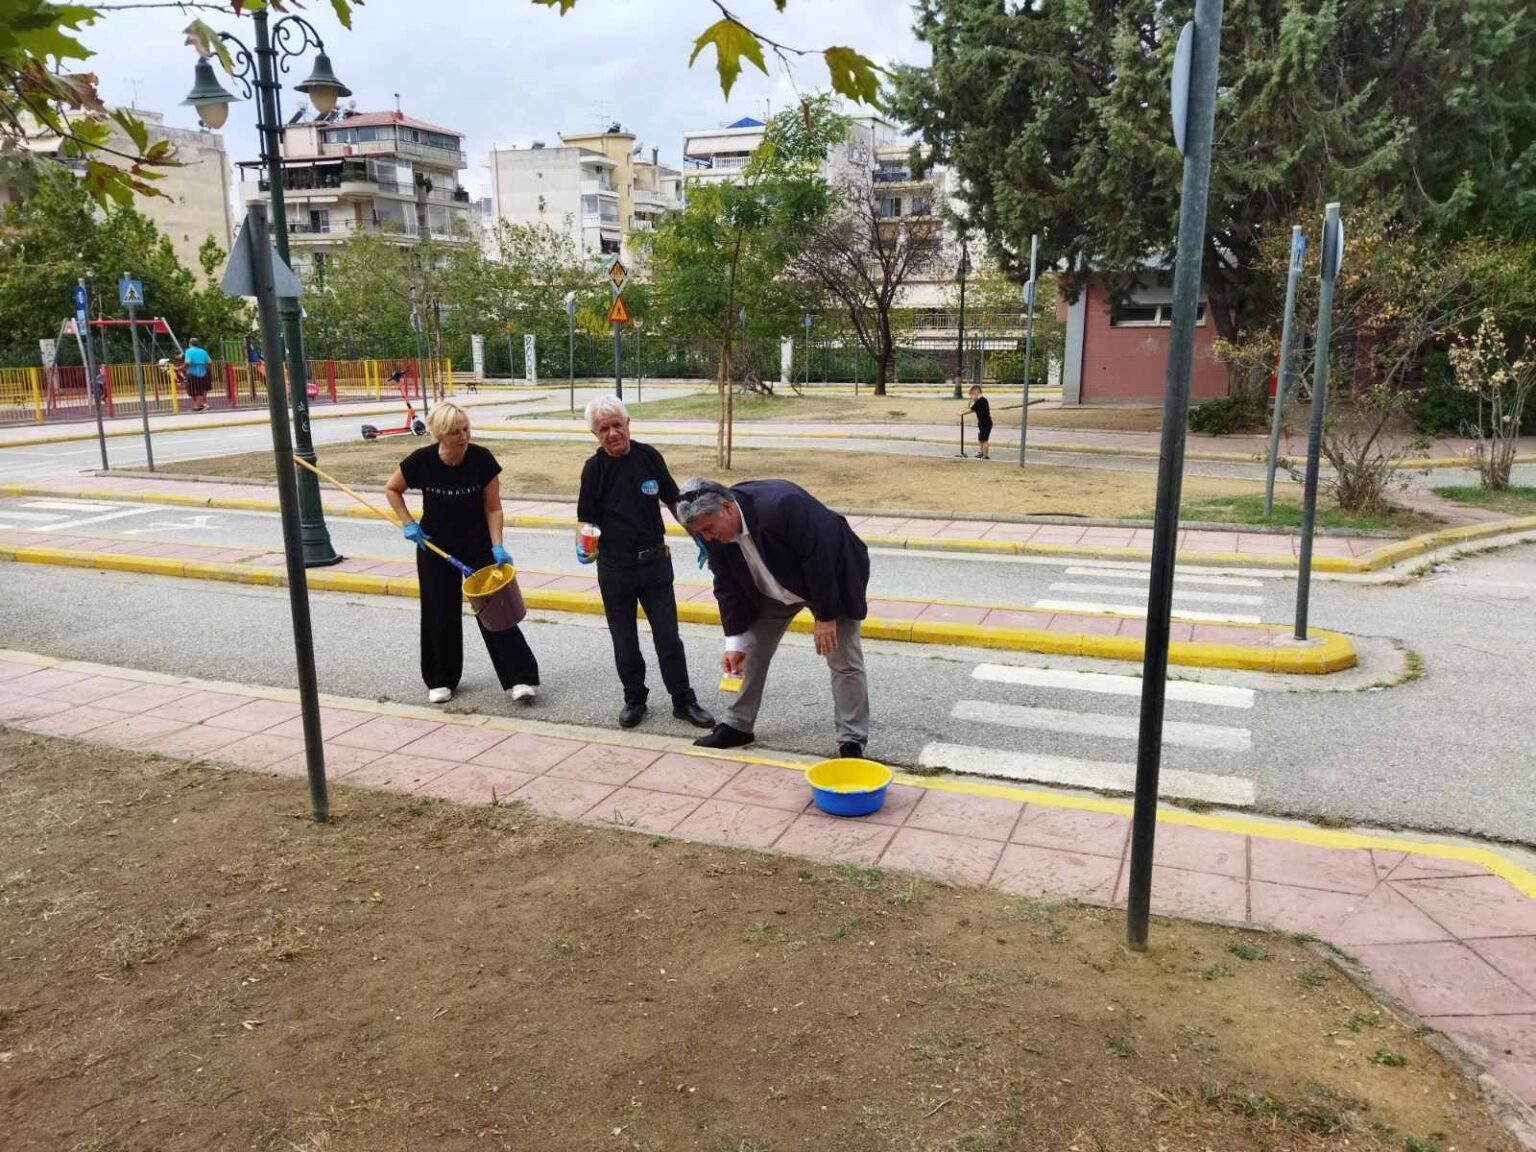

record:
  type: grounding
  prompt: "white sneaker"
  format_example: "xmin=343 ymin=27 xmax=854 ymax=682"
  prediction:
xmin=511 ymin=684 xmax=537 ymax=702
xmin=428 ymin=687 xmax=452 ymax=704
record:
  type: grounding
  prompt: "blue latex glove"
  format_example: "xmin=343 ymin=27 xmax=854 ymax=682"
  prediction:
xmin=695 ymin=536 xmax=709 ymax=570
xmin=491 ymin=544 xmax=512 ymax=566
xmin=575 ymin=546 xmax=596 ymax=566
xmin=402 ymin=521 xmax=428 ymax=549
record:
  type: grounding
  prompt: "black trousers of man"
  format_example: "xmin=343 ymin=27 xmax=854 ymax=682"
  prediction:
xmin=417 ymin=546 xmax=539 ymax=692
xmin=596 ymin=550 xmax=696 ymax=707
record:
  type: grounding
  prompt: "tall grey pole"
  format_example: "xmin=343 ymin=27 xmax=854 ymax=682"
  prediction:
xmin=1126 ymin=0 xmax=1224 ymax=952
xmin=1295 ymin=202 xmax=1342 ymax=641
xmin=611 ymin=282 xmax=623 ymax=399
xmin=954 ymin=250 xmax=968 ymax=399
xmin=565 ymin=291 xmax=576 ymax=413
xmin=124 ymin=275 xmax=154 ymax=471
xmin=1263 ymin=226 xmax=1306 ymax=514
xmin=1018 ymin=233 xmax=1038 ymax=467
xmin=250 ymin=10 xmax=340 ymax=567
xmin=243 ymin=202 xmax=329 ymax=822
xmin=77 ymin=279 xmax=108 ymax=470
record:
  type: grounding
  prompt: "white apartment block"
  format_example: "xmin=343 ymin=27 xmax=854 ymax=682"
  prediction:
xmin=236 ymin=108 xmax=472 ymax=278
xmin=485 ymin=126 xmax=684 ymax=266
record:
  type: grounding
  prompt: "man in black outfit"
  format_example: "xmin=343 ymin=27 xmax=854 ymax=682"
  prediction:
xmin=577 ymin=395 xmax=715 ymax=731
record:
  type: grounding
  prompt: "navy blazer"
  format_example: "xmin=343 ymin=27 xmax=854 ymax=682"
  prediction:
xmin=701 ymin=480 xmax=870 ymax=635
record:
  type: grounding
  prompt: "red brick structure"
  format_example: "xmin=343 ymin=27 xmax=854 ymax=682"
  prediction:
xmin=1059 ymin=278 xmax=1228 ymax=405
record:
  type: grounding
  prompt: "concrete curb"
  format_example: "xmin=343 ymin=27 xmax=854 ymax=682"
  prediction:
xmin=0 ymin=541 xmax=1356 ymax=674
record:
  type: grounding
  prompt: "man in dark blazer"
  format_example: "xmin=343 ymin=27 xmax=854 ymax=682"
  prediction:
xmin=676 ymin=478 xmax=871 ymax=759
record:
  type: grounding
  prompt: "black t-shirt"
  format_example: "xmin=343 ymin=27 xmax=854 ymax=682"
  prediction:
xmin=399 ymin=442 xmax=501 ymax=552
xmin=576 ymin=441 xmax=679 ymax=556
xmin=970 ymin=396 xmax=992 ymax=427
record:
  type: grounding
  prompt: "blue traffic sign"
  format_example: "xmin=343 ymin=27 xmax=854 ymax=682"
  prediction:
xmin=73 ymin=284 xmax=88 ymax=311
xmin=118 ymin=277 xmax=144 ymax=308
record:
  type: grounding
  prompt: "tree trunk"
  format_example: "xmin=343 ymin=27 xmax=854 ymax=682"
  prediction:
xmin=872 ymin=314 xmax=892 ymax=396
xmin=716 ymin=340 xmax=730 ymax=470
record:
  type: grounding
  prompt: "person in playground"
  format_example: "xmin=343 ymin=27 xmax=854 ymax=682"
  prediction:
xmin=246 ymin=340 xmax=265 ymax=382
xmin=180 ymin=339 xmax=213 ymax=411
xmin=576 ymin=395 xmax=715 ymax=732
xmin=384 ymin=402 xmax=539 ymax=705
xmin=963 ymin=383 xmax=993 ymax=459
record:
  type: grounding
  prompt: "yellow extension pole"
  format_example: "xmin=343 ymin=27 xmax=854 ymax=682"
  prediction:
xmin=290 ymin=453 xmax=465 ymax=572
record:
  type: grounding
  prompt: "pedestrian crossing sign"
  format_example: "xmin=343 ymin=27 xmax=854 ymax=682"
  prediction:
xmin=607 ymin=295 xmax=630 ymax=324
xmin=118 ymin=278 xmax=144 ymax=308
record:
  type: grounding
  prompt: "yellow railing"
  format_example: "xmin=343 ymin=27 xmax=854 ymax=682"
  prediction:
xmin=0 ymin=368 xmax=43 ymax=424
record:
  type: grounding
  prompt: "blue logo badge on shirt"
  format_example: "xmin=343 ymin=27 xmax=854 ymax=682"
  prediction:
xmin=641 ymin=479 xmax=659 ymax=496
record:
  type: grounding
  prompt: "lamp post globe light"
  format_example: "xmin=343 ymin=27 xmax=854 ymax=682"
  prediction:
xmin=183 ymin=12 xmax=351 ymax=568
xmin=953 ymin=242 xmax=971 ymax=399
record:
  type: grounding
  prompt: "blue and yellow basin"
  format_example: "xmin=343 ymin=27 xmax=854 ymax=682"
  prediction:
xmin=805 ymin=758 xmax=894 ymax=818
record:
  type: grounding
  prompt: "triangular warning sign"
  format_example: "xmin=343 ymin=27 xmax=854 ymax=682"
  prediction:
xmin=608 ymin=295 xmax=631 ymax=324
xmin=121 ymin=284 xmax=143 ymax=306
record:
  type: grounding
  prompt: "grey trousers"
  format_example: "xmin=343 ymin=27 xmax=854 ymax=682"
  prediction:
xmin=722 ymin=600 xmax=869 ymax=746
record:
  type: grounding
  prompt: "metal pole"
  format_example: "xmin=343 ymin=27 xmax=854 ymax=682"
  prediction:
xmin=611 ymin=283 xmax=623 ymax=399
xmin=245 ymin=202 xmax=329 ymax=822
xmin=125 ymin=278 xmax=154 ymax=471
xmin=77 ymin=280 xmax=108 ymax=470
xmin=637 ymin=326 xmax=644 ymax=404
xmin=1018 ymin=234 xmax=1038 ymax=467
xmin=507 ymin=329 xmax=515 ymax=381
xmin=1296 ymin=202 xmax=1342 ymax=641
xmin=253 ymin=10 xmax=341 ymax=568
xmin=954 ymin=266 xmax=967 ymax=400
xmin=568 ymin=314 xmax=575 ymax=413
xmin=1127 ymin=0 xmax=1223 ymax=952
xmin=1264 ymin=225 xmax=1306 ymax=515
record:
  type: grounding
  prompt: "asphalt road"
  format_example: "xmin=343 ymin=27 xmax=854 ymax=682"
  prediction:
xmin=3 ymin=543 xmax=1533 ymax=843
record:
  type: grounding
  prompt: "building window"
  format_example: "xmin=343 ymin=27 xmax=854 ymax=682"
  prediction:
xmin=581 ymin=195 xmax=599 ymax=215
xmin=600 ymin=237 xmax=621 ymax=255
xmin=876 ymin=197 xmax=901 ymax=218
xmin=1109 ymin=301 xmax=1207 ymax=327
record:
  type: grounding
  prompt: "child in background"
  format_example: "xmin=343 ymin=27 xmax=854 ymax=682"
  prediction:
xmin=964 ymin=383 xmax=993 ymax=459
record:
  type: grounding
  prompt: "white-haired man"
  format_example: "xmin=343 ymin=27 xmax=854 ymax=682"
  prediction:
xmin=577 ymin=395 xmax=715 ymax=731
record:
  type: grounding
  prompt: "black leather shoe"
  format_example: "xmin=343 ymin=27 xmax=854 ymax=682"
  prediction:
xmin=694 ymin=723 xmax=754 ymax=749
xmin=838 ymin=741 xmax=866 ymax=760
xmin=618 ymin=702 xmax=647 ymax=729
xmin=673 ymin=700 xmax=716 ymax=729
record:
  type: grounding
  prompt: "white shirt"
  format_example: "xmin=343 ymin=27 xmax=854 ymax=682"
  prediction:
xmin=725 ymin=520 xmax=802 ymax=652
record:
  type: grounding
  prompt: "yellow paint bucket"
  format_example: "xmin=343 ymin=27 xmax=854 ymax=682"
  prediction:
xmin=461 ymin=563 xmax=526 ymax=631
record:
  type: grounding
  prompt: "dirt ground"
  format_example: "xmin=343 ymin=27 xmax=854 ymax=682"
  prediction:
xmin=524 ymin=392 xmax=1166 ymax=433
xmin=164 ymin=439 xmax=1265 ymax=520
xmin=0 ymin=733 xmax=1517 ymax=1152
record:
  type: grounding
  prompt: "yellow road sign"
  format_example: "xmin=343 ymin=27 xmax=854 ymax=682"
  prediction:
xmin=608 ymin=259 xmax=627 ymax=288
xmin=607 ymin=295 xmax=631 ymax=324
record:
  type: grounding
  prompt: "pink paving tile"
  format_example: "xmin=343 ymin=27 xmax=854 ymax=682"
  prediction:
xmin=1010 ymin=806 xmax=1129 ymax=858
xmin=340 ymin=752 xmax=460 ymax=792
xmin=866 ymin=599 xmax=928 ymax=621
xmin=508 ymin=571 xmax=557 ymax=589
xmin=0 ymin=659 xmax=41 ymax=680
xmin=1026 ymin=529 xmax=1095 ymax=544
xmin=540 ymin=575 xmax=599 ymax=593
xmin=1076 ymin=529 xmax=1137 ymax=546
xmin=1249 ymin=881 xmax=1364 ymax=938
xmin=879 ymin=827 xmax=1005 ymax=887
xmin=583 ymin=786 xmax=702 ymax=833
xmin=470 ymin=731 xmax=586 ymax=773
xmin=1470 ymin=938 xmax=1536 ymax=1000
xmin=1489 ymin=1062 xmax=1536 ymax=1108
xmin=211 ymin=698 xmax=303 ymax=734
xmin=673 ymin=799 xmax=798 ymax=849
xmin=979 ymin=609 xmax=1056 ymax=631
xmin=0 ymin=694 xmax=73 ymax=723
xmin=713 ymin=764 xmax=813 ymax=812
xmin=512 ymin=775 xmax=617 ymax=820
xmin=906 ymin=789 xmax=1023 ymax=842
xmin=546 ymin=743 xmax=662 ymax=787
xmin=266 ymin=708 xmax=377 ymax=741
xmin=394 ymin=724 xmax=510 ymax=763
xmin=1248 ymin=839 xmax=1379 ymax=895
xmin=1114 ymin=865 xmax=1249 ymax=922
xmin=215 ymin=732 xmax=307 ymax=771
xmin=1371 ymin=850 xmax=1407 ymax=881
xmin=1329 ymin=884 xmax=1454 ymax=947
xmin=18 ymin=705 xmax=133 ymax=738
xmin=859 ymin=782 xmax=924 ymax=827
xmin=140 ymin=723 xmax=251 ymax=759
xmin=333 ymin=715 xmax=444 ymax=753
xmin=41 ymin=675 xmax=139 ymax=705
xmin=916 ymin=603 xmax=990 ymax=626
xmin=93 ymin=682 xmax=196 ymax=713
xmin=1183 ymin=531 xmax=1240 ymax=551
xmin=1189 ymin=623 xmax=1269 ymax=646
xmin=1348 ymin=942 xmax=1536 ymax=1017
xmin=1233 ymin=537 xmax=1299 ymax=555
xmin=416 ymin=763 xmax=537 ymax=805
xmin=88 ymin=714 xmax=194 ymax=750
xmin=629 ymin=751 xmax=744 ymax=798
xmin=992 ymin=842 xmax=1120 ymax=901
xmin=772 ymin=812 xmax=897 ymax=866
xmin=1422 ymin=1014 xmax=1536 ymax=1062
xmin=1050 ymin=613 xmax=1123 ymax=636
xmin=1388 ymin=855 xmax=1490 ymax=882
xmin=274 ymin=742 xmax=383 ymax=777
xmin=1395 ymin=875 xmax=1536 ymax=940
xmin=1144 ymin=822 xmax=1247 ymax=878
xmin=148 ymin=690 xmax=262 ymax=723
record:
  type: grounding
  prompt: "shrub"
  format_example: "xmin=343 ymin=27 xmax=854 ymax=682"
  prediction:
xmin=1189 ymin=395 xmax=1268 ymax=435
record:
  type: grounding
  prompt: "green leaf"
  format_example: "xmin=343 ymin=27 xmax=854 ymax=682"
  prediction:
xmin=689 ymin=18 xmax=767 ymax=100
xmin=824 ymin=46 xmax=882 ymax=107
xmin=11 ymin=5 xmax=96 ymax=66
xmin=327 ymin=0 xmax=354 ymax=30
xmin=112 ymin=109 xmax=150 ymax=153
xmin=530 ymin=0 xmax=580 ymax=12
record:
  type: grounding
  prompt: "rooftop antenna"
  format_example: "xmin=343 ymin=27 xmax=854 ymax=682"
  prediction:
xmin=127 ymin=79 xmax=144 ymax=109
xmin=394 ymin=92 xmax=402 ymax=116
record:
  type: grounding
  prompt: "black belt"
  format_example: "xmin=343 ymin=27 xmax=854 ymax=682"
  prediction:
xmin=602 ymin=543 xmax=670 ymax=563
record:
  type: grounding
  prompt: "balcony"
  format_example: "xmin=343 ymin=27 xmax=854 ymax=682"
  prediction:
xmin=579 ymin=178 xmax=618 ymax=197
xmin=318 ymin=137 xmax=467 ymax=168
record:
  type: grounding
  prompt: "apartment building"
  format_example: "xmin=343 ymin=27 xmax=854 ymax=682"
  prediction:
xmin=485 ymin=126 xmax=684 ymax=264
xmin=236 ymin=107 xmax=472 ymax=277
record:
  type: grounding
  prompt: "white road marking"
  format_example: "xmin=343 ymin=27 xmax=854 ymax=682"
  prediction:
xmin=1048 ymin=581 xmax=1264 ymax=606
xmin=952 ymin=699 xmax=1252 ymax=751
xmin=971 ymin=664 xmax=1254 ymax=709
xmin=1032 ymin=598 xmax=1262 ymax=625
xmin=0 ymin=509 xmax=68 ymax=522
xmin=37 ymin=507 xmax=155 ymax=532
xmin=917 ymin=742 xmax=1256 ymax=807
xmin=21 ymin=500 xmax=120 ymax=512
xmin=1064 ymin=566 xmax=1265 ymax=588
xmin=121 ymin=516 xmax=216 ymax=535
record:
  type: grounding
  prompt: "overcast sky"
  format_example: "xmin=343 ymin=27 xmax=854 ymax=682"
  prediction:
xmin=83 ymin=0 xmax=930 ymax=196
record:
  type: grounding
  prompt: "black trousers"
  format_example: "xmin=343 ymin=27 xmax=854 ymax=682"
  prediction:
xmin=596 ymin=552 xmax=694 ymax=706
xmin=417 ymin=546 xmax=539 ymax=692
